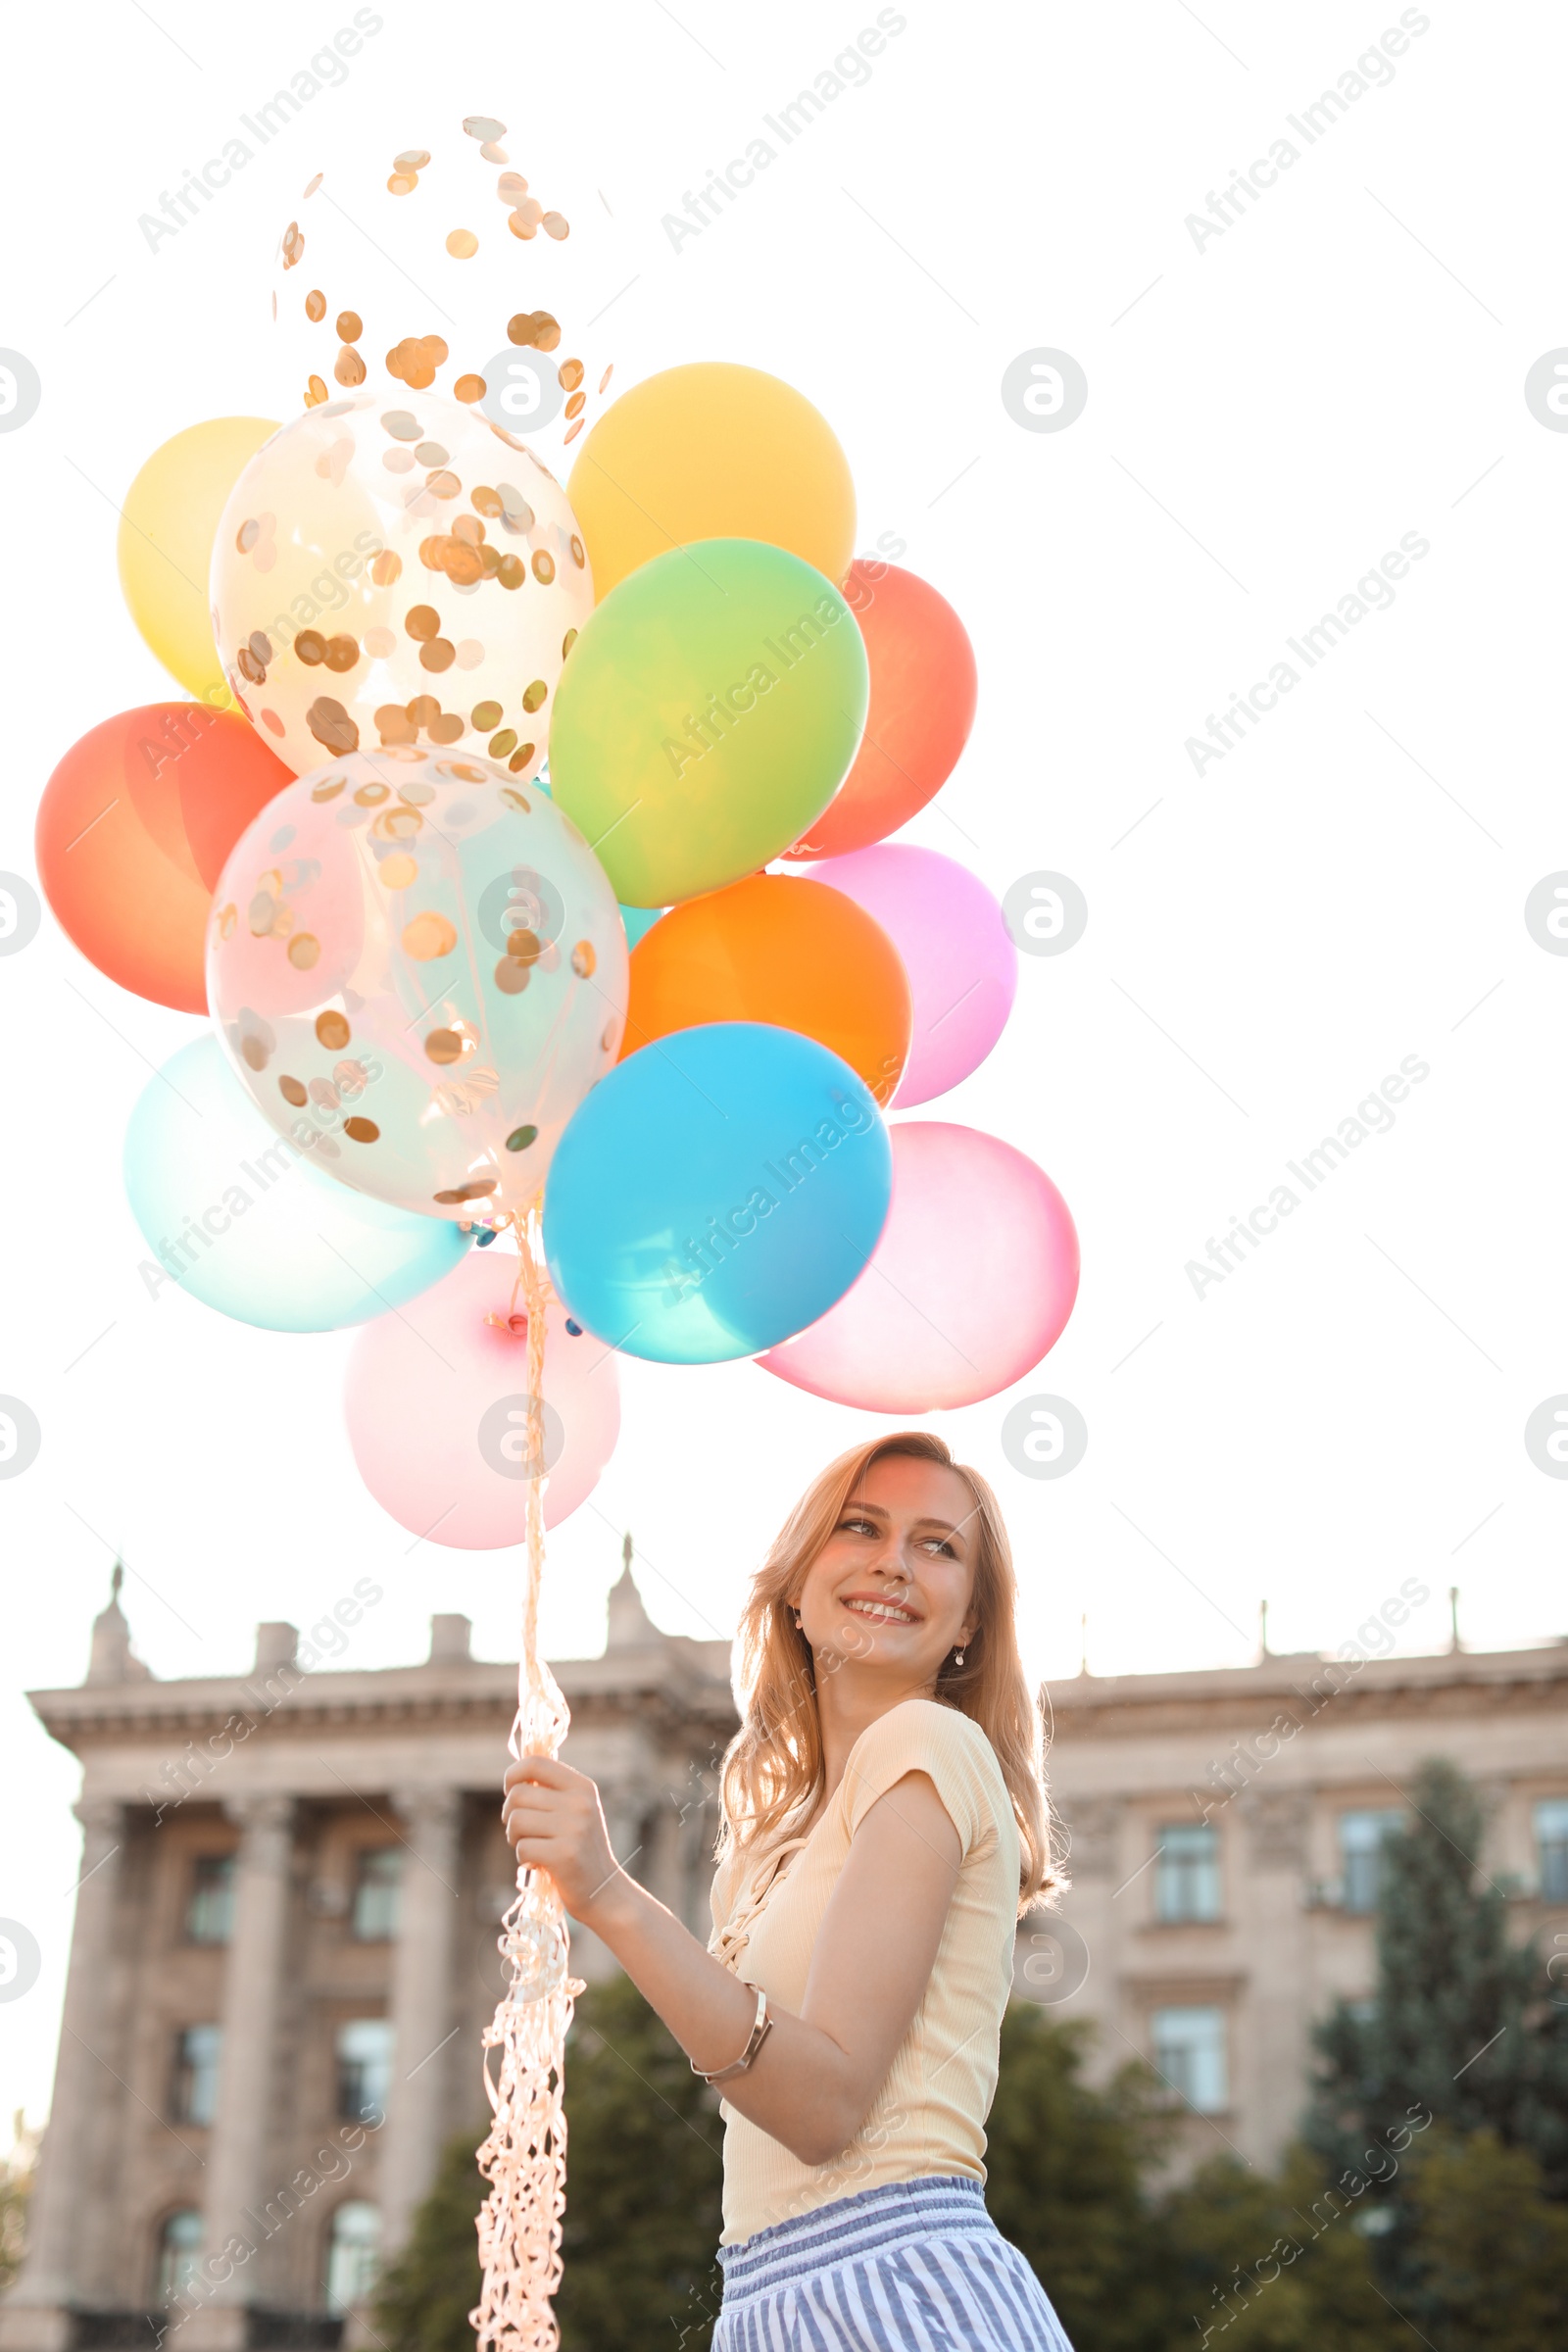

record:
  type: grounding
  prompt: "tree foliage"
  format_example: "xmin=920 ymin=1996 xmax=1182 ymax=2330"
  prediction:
xmin=982 ymin=2004 xmax=1183 ymax=2348
xmin=1306 ymin=1757 xmax=1568 ymax=2202
xmin=552 ymin=1972 xmax=723 ymax=2351
xmin=1158 ymin=2146 xmax=1409 ymax=2351
xmin=1400 ymin=2129 xmax=1568 ymax=2350
xmin=0 ymin=2123 xmax=33 ymax=2297
xmin=371 ymin=2129 xmax=485 ymax=2352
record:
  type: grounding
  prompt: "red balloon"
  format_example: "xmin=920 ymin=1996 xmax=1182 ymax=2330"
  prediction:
xmin=36 ymin=705 xmax=292 ymax=1011
xmin=782 ymin=563 xmax=977 ymax=860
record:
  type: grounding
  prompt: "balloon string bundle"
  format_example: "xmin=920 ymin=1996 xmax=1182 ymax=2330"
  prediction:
xmin=471 ymin=1203 xmax=582 ymax=2352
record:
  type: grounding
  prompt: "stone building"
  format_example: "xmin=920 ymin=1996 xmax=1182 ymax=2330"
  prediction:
xmin=3 ymin=1560 xmax=1565 ymax=2347
xmin=0 ymin=1556 xmax=735 ymax=2352
xmin=1034 ymin=1626 xmax=1568 ymax=2173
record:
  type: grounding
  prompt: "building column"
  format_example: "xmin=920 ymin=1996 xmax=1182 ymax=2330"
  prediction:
xmin=1238 ymin=1787 xmax=1313 ymax=2168
xmin=0 ymin=1799 xmax=124 ymax=2351
xmin=684 ymin=1790 xmax=725 ymax=1940
xmin=598 ymin=1785 xmax=647 ymax=1883
xmin=200 ymin=1795 xmax=297 ymax=2308
xmin=380 ymin=1788 xmax=463 ymax=2258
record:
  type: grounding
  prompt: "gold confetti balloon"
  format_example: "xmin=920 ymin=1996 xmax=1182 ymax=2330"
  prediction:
xmin=210 ymin=392 xmax=594 ymax=782
xmin=268 ymin=140 xmax=618 ymax=451
xmin=206 ymin=747 xmax=627 ymax=1221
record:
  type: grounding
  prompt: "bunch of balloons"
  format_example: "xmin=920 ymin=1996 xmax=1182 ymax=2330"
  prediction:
xmin=36 ymin=345 xmax=1079 ymax=1549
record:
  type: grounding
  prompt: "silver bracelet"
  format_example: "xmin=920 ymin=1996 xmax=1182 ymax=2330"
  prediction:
xmin=691 ymin=1983 xmax=773 ymax=2085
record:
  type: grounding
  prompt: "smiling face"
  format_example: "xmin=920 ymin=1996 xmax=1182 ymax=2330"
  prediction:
xmin=793 ymin=1451 xmax=979 ymax=1691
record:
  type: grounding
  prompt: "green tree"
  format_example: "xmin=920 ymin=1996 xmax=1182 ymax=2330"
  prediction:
xmin=1399 ymin=2129 xmax=1568 ymax=2350
xmin=0 ymin=2118 xmax=38 ymax=2296
xmin=372 ymin=2130 xmax=486 ymax=2352
xmin=1306 ymin=1758 xmax=1568 ymax=2202
xmin=982 ymin=2004 xmax=1185 ymax=2349
xmin=553 ymin=1973 xmax=723 ymax=2352
xmin=1158 ymin=2146 xmax=1407 ymax=2352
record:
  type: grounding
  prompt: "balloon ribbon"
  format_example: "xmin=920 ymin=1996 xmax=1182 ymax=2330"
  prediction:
xmin=471 ymin=1203 xmax=581 ymax=2351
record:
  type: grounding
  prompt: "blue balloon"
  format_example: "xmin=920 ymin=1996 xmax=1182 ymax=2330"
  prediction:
xmin=543 ymin=1022 xmax=892 ymax=1364
xmin=124 ymin=1036 xmax=466 ymax=1332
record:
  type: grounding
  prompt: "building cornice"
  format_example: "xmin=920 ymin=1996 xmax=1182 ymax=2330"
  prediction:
xmin=1045 ymin=1644 xmax=1568 ymax=1740
xmin=27 ymin=1639 xmax=738 ymax=1758
xmin=34 ymin=1634 xmax=1564 ymax=1760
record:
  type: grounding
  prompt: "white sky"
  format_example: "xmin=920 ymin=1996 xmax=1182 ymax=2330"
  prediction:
xmin=3 ymin=0 xmax=1567 ymax=2133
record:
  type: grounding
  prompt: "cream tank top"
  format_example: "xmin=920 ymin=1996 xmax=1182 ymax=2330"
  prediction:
xmin=707 ymin=1697 xmax=1021 ymax=2245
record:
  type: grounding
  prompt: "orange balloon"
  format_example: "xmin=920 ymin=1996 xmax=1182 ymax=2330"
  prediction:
xmin=783 ymin=563 xmax=978 ymax=860
xmin=621 ymin=874 xmax=911 ymax=1105
xmin=36 ymin=705 xmax=294 ymax=1011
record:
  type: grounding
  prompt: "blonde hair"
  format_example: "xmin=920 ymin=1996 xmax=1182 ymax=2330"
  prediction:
xmin=718 ymin=1432 xmax=1060 ymax=1912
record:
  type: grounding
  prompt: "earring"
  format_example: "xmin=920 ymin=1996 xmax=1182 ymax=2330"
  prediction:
xmin=793 ymin=1611 xmax=804 ymax=1631
xmin=954 ymin=1647 xmax=965 ymax=1667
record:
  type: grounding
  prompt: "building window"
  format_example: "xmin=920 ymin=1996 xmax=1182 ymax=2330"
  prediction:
xmin=154 ymin=2209 xmax=204 ymax=2306
xmin=351 ymin=1848 xmax=402 ymax=1940
xmin=186 ymin=1855 xmax=236 ymax=1945
xmin=1152 ymin=2004 xmax=1229 ymax=2112
xmin=1154 ymin=1824 xmax=1221 ymax=1922
xmin=324 ymin=2200 xmax=382 ymax=2313
xmin=1340 ymin=1809 xmax=1404 ymax=1914
xmin=335 ymin=2019 xmax=394 ymax=2124
xmin=171 ymin=2026 xmax=223 ymax=2127
xmin=1536 ymin=1799 xmax=1568 ymax=1902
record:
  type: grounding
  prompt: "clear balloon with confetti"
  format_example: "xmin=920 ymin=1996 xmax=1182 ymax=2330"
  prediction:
xmin=206 ymin=747 xmax=627 ymax=1223
xmin=210 ymin=392 xmax=594 ymax=783
xmin=266 ymin=116 xmax=621 ymax=459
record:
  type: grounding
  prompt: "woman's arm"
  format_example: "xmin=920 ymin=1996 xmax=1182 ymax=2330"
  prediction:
xmin=503 ymin=1755 xmax=960 ymax=2167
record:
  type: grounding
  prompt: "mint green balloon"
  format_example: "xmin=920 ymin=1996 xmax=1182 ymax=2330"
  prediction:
xmin=548 ymin=538 xmax=868 ymax=906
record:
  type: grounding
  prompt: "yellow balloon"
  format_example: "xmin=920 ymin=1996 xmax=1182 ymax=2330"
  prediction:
xmin=567 ymin=363 xmax=856 ymax=601
xmin=118 ymin=416 xmax=280 ymax=707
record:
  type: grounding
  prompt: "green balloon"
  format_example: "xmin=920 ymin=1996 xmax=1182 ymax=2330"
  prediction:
xmin=548 ymin=538 xmax=868 ymax=906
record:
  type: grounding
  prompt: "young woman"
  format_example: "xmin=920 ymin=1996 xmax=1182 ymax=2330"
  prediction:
xmin=502 ymin=1431 xmax=1073 ymax=2349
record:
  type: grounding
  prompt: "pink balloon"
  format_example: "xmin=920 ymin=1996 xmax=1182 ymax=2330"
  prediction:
xmin=343 ymin=1250 xmax=619 ymax=1545
xmin=803 ymin=845 xmax=1017 ymax=1106
xmin=757 ymin=1122 xmax=1078 ymax=1411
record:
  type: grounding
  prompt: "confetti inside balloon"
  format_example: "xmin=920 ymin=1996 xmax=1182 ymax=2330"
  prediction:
xmin=267 ymin=144 xmax=617 ymax=456
xmin=206 ymin=747 xmax=627 ymax=1222
xmin=210 ymin=394 xmax=594 ymax=784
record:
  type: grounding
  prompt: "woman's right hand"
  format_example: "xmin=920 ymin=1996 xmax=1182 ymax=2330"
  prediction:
xmin=501 ymin=1753 xmax=625 ymax=1925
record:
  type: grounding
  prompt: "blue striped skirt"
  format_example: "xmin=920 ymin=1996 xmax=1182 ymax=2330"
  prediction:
xmin=713 ymin=2175 xmax=1073 ymax=2350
